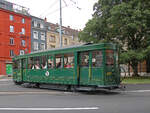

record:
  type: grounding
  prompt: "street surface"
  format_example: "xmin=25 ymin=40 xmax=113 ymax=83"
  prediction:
xmin=0 ymin=77 xmax=150 ymax=113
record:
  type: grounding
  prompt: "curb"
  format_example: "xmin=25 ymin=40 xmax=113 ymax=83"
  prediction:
xmin=0 ymin=75 xmax=9 ymax=79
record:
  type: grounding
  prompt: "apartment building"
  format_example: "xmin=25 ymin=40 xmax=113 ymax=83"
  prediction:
xmin=31 ymin=16 xmax=47 ymax=52
xmin=46 ymin=22 xmax=81 ymax=49
xmin=0 ymin=0 xmax=31 ymax=75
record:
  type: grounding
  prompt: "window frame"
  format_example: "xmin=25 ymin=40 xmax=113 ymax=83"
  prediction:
xmin=33 ymin=41 xmax=39 ymax=50
xmin=10 ymin=37 xmax=14 ymax=45
xmin=9 ymin=15 xmax=13 ymax=21
xmin=10 ymin=25 xmax=14 ymax=33
xmin=22 ymin=18 xmax=25 ymax=24
xmin=33 ymin=31 xmax=38 ymax=39
xmin=21 ymin=28 xmax=25 ymax=35
xmin=10 ymin=50 xmax=14 ymax=57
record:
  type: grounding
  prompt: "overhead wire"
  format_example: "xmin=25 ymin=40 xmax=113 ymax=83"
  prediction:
xmin=44 ymin=0 xmax=69 ymax=17
xmin=39 ymin=0 xmax=59 ymax=17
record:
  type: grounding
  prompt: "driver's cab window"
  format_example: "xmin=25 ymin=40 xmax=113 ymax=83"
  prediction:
xmin=92 ymin=50 xmax=103 ymax=67
xmin=106 ymin=50 xmax=114 ymax=66
xmin=80 ymin=52 xmax=89 ymax=67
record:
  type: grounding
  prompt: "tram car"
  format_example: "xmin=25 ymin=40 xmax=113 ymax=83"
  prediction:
xmin=12 ymin=43 xmax=121 ymax=90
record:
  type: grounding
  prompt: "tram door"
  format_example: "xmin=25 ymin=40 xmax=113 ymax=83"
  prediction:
xmin=16 ymin=59 xmax=23 ymax=82
xmin=79 ymin=52 xmax=90 ymax=85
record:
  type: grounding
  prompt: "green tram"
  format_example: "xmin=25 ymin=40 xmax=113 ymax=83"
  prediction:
xmin=13 ymin=43 xmax=121 ymax=90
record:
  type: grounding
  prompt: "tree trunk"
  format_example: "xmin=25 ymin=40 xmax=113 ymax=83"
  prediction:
xmin=131 ymin=60 xmax=139 ymax=77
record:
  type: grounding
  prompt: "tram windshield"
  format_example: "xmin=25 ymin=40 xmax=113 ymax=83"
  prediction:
xmin=106 ymin=50 xmax=114 ymax=66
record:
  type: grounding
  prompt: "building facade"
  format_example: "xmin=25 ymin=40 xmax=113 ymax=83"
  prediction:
xmin=0 ymin=0 xmax=31 ymax=75
xmin=31 ymin=16 xmax=47 ymax=52
xmin=46 ymin=22 xmax=81 ymax=49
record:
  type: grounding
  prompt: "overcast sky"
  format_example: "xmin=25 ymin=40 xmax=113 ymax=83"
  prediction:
xmin=7 ymin=0 xmax=98 ymax=30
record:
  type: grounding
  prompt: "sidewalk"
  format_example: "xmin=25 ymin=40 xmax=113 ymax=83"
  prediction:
xmin=0 ymin=75 xmax=11 ymax=79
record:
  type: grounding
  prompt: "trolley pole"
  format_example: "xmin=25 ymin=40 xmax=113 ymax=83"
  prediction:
xmin=59 ymin=0 xmax=62 ymax=47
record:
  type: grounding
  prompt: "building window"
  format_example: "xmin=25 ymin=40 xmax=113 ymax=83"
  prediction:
xmin=10 ymin=50 xmax=14 ymax=57
xmin=33 ymin=42 xmax=38 ymax=50
xmin=21 ymin=40 xmax=25 ymax=47
xmin=10 ymin=25 xmax=14 ymax=32
xmin=20 ymin=50 xmax=25 ymax=55
xmin=22 ymin=18 xmax=25 ymax=23
xmin=49 ymin=35 xmax=56 ymax=42
xmin=9 ymin=15 xmax=13 ymax=21
xmin=33 ymin=31 xmax=38 ymax=39
xmin=40 ymin=23 xmax=44 ymax=28
xmin=64 ymin=39 xmax=67 ymax=45
xmin=40 ymin=43 xmax=45 ymax=50
xmin=37 ymin=23 xmax=40 ymax=28
xmin=71 ymin=35 xmax=74 ymax=40
xmin=41 ymin=32 xmax=45 ymax=40
xmin=33 ymin=20 xmax=37 ymax=27
xmin=10 ymin=38 xmax=14 ymax=45
xmin=50 ymin=45 xmax=55 ymax=48
xmin=21 ymin=28 xmax=25 ymax=34
xmin=48 ymin=26 xmax=51 ymax=30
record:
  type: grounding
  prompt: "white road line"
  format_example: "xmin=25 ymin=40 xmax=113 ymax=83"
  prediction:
xmin=125 ymin=90 xmax=150 ymax=93
xmin=114 ymin=90 xmax=150 ymax=93
xmin=0 ymin=107 xmax=99 ymax=111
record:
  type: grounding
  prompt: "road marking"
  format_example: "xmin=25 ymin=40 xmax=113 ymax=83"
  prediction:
xmin=0 ymin=91 xmax=63 ymax=95
xmin=114 ymin=90 xmax=150 ymax=93
xmin=125 ymin=90 xmax=150 ymax=93
xmin=0 ymin=107 xmax=99 ymax=111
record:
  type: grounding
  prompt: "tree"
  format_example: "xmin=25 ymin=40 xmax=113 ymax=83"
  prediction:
xmin=79 ymin=0 xmax=150 ymax=76
xmin=79 ymin=0 xmax=122 ymax=43
xmin=108 ymin=0 xmax=150 ymax=76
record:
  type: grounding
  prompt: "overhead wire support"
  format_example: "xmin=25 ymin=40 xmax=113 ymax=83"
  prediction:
xmin=69 ymin=0 xmax=81 ymax=10
xmin=59 ymin=0 xmax=62 ymax=47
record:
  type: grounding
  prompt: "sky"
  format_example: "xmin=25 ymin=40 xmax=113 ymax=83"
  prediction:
xmin=7 ymin=0 xmax=98 ymax=30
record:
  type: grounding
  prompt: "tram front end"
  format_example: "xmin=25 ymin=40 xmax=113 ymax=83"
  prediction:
xmin=103 ymin=50 xmax=121 ymax=89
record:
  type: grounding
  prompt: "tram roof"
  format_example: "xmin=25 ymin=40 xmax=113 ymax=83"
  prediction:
xmin=13 ymin=43 xmax=117 ymax=60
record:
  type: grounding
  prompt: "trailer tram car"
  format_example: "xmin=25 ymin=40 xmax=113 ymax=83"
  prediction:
xmin=13 ymin=43 xmax=121 ymax=90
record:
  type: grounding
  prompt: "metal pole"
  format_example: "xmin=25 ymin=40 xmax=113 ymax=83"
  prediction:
xmin=59 ymin=0 xmax=62 ymax=47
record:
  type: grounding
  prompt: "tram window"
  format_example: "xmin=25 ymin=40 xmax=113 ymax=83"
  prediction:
xmin=48 ymin=56 xmax=54 ymax=69
xmin=106 ymin=50 xmax=114 ymax=66
xmin=64 ymin=53 xmax=74 ymax=68
xmin=22 ymin=59 xmax=26 ymax=69
xmin=34 ymin=57 xmax=40 ymax=69
xmin=13 ymin=60 xmax=18 ymax=69
xmin=18 ymin=60 xmax=21 ymax=69
xmin=28 ymin=57 xmax=34 ymax=69
xmin=41 ymin=56 xmax=47 ymax=69
xmin=92 ymin=51 xmax=103 ymax=67
xmin=55 ymin=55 xmax=63 ymax=68
xmin=80 ymin=52 xmax=89 ymax=67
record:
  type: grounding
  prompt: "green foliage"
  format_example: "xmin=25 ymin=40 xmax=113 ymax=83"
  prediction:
xmin=120 ymin=50 xmax=145 ymax=64
xmin=79 ymin=0 xmax=150 ymax=76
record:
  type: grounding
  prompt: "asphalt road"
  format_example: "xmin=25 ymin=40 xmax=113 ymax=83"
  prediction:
xmin=0 ymin=78 xmax=150 ymax=113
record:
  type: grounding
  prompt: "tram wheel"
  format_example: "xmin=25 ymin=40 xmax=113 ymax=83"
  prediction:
xmin=14 ymin=81 xmax=23 ymax=85
xmin=66 ymin=85 xmax=71 ymax=91
xmin=35 ymin=83 xmax=40 ymax=88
